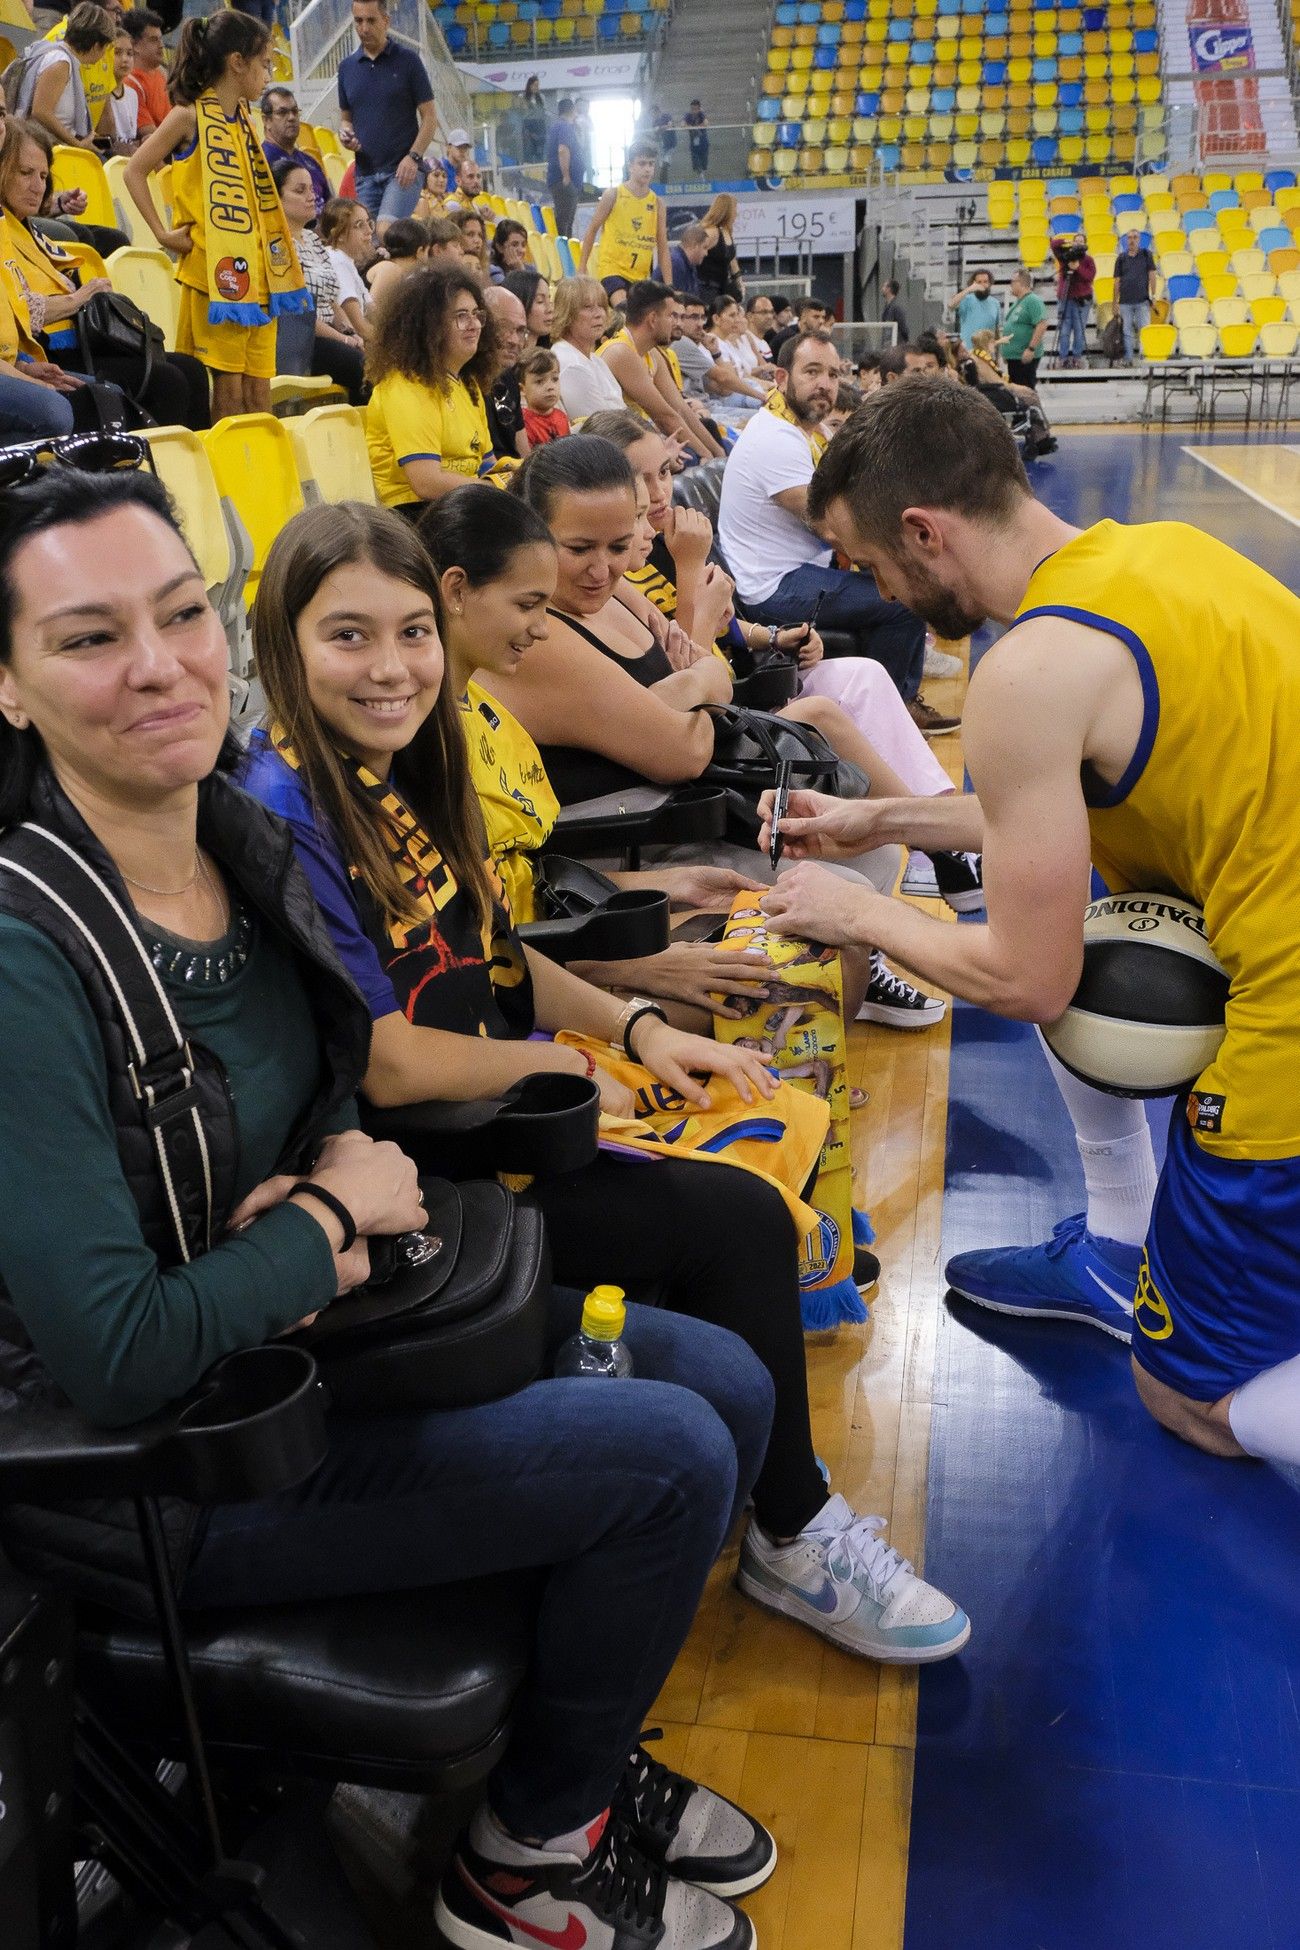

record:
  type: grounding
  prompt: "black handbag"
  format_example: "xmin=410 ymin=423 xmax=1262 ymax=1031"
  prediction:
xmin=0 ymin=824 xmax=550 ymax=1417
xmin=74 ymin=290 xmax=164 ymax=414
xmin=699 ymin=703 xmax=871 ymax=839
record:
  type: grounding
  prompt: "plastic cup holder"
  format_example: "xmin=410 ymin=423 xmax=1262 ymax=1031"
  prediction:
xmin=173 ymin=1345 xmax=318 ymax=1434
xmin=167 ymin=1345 xmax=327 ymax=1501
xmin=506 ymin=1071 xmax=601 ymax=1117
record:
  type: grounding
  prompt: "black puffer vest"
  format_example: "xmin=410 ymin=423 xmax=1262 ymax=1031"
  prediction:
xmin=0 ymin=767 xmax=371 ymax=1619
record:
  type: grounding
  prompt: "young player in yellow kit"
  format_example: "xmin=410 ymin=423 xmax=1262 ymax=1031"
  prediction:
xmin=579 ymin=141 xmax=670 ymax=305
xmin=760 ymin=377 xmax=1300 ymax=1476
xmin=124 ymin=9 xmax=308 ymax=422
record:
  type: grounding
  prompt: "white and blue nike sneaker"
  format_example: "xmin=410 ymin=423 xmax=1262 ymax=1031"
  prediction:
xmin=737 ymin=1495 xmax=971 ymax=1664
xmin=944 ymin=1212 xmax=1140 ymax=1342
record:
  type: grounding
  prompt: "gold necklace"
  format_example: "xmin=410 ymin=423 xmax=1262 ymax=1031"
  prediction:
xmin=120 ymin=854 xmax=200 ymax=898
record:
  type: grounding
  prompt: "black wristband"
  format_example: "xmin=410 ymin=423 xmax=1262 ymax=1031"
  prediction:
xmin=624 ymin=1002 xmax=668 ymax=1061
xmin=290 ymin=1181 xmax=358 ymax=1252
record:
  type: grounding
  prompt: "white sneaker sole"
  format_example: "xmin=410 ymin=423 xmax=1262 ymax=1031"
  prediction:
xmin=940 ymin=889 xmax=986 ymax=914
xmin=855 ymin=1000 xmax=947 ymax=1030
xmin=735 ymin=1565 xmax=972 ymax=1664
xmin=686 ymin=1846 xmax=778 ymax=1900
xmin=948 ymin=1284 xmax=1132 ymax=1343
xmin=914 ymin=721 xmax=961 ymax=740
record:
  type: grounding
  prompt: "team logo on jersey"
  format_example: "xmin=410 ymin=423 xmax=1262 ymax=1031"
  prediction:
xmin=1133 ymin=1251 xmax=1174 ymax=1340
xmin=214 ymin=255 xmax=251 ymax=300
xmin=267 ymin=235 xmax=291 ymax=274
xmin=1187 ymin=1090 xmax=1225 ymax=1133
xmin=798 ymin=1211 xmax=841 ymax=1287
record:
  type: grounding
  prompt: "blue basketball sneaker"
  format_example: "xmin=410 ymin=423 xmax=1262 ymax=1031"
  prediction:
xmin=944 ymin=1213 xmax=1141 ymax=1342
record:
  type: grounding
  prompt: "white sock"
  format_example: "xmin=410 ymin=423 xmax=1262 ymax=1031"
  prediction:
xmin=1038 ymin=1032 xmax=1159 ymax=1247
xmin=1227 ymin=1352 xmax=1300 ymax=1468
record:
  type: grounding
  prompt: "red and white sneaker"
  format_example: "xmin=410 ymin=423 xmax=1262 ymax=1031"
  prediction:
xmin=435 ymin=1802 xmax=756 ymax=1949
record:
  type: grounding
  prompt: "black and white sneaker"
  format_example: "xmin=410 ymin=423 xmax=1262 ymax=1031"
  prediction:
xmin=618 ymin=1731 xmax=776 ymax=1899
xmin=436 ymin=1802 xmax=755 ymax=1950
xmin=856 ymin=953 xmax=946 ymax=1030
xmin=929 ymin=850 xmax=984 ymax=915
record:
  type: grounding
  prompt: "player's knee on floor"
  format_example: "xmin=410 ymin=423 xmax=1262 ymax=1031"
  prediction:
xmin=1130 ymin=1356 xmax=1247 ymax=1459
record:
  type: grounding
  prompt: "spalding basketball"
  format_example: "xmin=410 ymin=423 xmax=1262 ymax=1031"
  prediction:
xmin=1042 ymin=892 xmax=1229 ymax=1097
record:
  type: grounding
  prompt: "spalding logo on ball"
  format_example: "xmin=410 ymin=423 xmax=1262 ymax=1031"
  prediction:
xmin=1042 ymin=892 xmax=1229 ymax=1098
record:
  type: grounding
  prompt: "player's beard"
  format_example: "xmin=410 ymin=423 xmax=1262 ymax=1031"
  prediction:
xmin=891 ymin=557 xmax=986 ymax=643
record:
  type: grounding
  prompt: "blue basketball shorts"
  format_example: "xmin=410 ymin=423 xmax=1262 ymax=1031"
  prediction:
xmin=1132 ymin=1101 xmax=1300 ymax=1401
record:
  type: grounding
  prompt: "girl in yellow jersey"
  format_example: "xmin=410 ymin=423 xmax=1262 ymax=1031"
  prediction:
xmin=579 ymin=142 xmax=669 ymax=303
xmin=365 ymin=262 xmax=500 ymax=509
xmin=124 ymin=10 xmax=308 ymax=422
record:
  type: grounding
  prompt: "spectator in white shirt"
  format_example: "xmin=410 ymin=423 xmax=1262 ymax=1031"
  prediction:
xmin=552 ymin=274 xmax=626 ymax=423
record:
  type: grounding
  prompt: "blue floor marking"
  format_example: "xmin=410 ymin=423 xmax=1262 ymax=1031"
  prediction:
xmin=904 ymin=431 xmax=1300 ymax=1950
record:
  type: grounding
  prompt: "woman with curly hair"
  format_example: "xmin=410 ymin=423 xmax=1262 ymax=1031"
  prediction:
xmin=364 ymin=262 xmax=499 ymax=507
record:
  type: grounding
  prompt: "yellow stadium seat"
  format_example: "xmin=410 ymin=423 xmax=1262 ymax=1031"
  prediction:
xmin=1258 ymin=321 xmax=1300 ymax=358
xmin=1217 ymin=322 xmax=1258 ymax=360
xmin=106 ymin=246 xmax=180 ymax=354
xmin=1229 ymin=247 xmax=1266 ymax=279
xmin=1172 ymin=297 xmax=1210 ymax=329
xmin=323 ymin=154 xmax=348 ymax=194
xmin=202 ymin=414 xmax=305 ymax=611
xmin=1275 ymin=187 xmax=1300 ymax=214
xmin=1140 ymin=321 xmax=1176 ymax=360
xmin=1277 ymin=270 xmax=1300 ymax=310
xmin=1148 ymin=209 xmax=1182 ymax=236
xmin=1234 ymin=171 xmax=1264 ymax=192
xmin=1237 ymin=266 xmax=1274 ymax=297
xmin=1093 ymin=274 xmax=1114 ymax=310
xmin=51 ymin=145 xmax=116 ymax=231
xmin=143 ymin=427 xmax=237 ymax=616
xmin=1200 ymin=273 xmax=1237 ymax=302
xmin=58 ymin=240 xmax=110 ymax=285
xmin=1210 ymin=297 xmax=1249 ymax=329
xmin=284 ymin=405 xmax=376 ymax=506
xmin=1193 ymin=250 xmax=1230 ymax=279
xmin=1249 ymin=296 xmax=1287 ymax=326
xmin=1177 ymin=324 xmax=1218 ymax=360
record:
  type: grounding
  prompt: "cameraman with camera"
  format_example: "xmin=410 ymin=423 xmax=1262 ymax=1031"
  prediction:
xmin=1051 ymin=229 xmax=1096 ymax=370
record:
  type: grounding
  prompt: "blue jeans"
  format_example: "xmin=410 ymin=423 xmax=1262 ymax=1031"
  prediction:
xmin=0 ymin=366 xmax=75 ymax=437
xmin=1119 ymin=300 xmax=1151 ymax=361
xmin=1059 ymin=296 xmax=1090 ymax=361
xmin=750 ymin=560 xmax=926 ymax=701
xmin=354 ymin=168 xmax=422 ymax=225
xmin=181 ymin=1294 xmax=774 ymax=1836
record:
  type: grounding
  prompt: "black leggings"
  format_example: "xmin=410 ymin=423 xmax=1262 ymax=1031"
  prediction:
xmin=311 ymin=333 xmax=366 ymax=404
xmin=531 ymin=1154 xmax=827 ymax=1537
xmin=49 ymin=345 xmax=211 ymax=431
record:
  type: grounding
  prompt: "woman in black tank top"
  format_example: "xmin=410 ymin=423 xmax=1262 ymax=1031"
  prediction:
xmin=486 ymin=436 xmax=731 ymax=806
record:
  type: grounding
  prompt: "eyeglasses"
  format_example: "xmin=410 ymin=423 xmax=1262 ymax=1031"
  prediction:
xmin=452 ymin=307 xmax=487 ymax=327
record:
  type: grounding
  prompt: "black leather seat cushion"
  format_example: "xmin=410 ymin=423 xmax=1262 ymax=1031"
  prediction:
xmin=78 ymin=1572 xmax=539 ymax=1787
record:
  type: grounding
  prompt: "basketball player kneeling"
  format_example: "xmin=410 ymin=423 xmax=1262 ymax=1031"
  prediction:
xmin=757 ymin=378 xmax=1300 ymax=1475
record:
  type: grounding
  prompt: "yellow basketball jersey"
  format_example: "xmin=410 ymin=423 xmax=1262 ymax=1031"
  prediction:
xmin=170 ymin=105 xmax=269 ymax=302
xmin=1016 ymin=518 xmax=1300 ymax=1160
xmin=594 ymin=183 xmax=657 ymax=284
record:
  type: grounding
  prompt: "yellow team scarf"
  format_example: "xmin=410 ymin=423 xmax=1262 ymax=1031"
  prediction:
xmin=195 ymin=93 xmax=308 ymax=327
xmin=765 ymin=384 xmax=828 ymax=462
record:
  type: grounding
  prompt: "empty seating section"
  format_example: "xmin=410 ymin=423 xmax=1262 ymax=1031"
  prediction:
xmin=434 ymin=0 xmax=669 ymax=60
xmin=752 ymin=0 xmax=1164 ymax=182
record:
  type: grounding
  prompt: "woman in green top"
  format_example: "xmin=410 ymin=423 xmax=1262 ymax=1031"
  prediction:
xmin=0 ymin=466 xmax=783 ymax=1950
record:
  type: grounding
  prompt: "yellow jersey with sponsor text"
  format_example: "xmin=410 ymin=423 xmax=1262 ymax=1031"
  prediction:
xmin=594 ymin=183 xmax=658 ymax=283
xmin=1016 ymin=517 xmax=1300 ymax=1160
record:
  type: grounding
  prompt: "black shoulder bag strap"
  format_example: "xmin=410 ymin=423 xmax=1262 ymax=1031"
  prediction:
xmin=0 ymin=823 xmax=213 ymax=1263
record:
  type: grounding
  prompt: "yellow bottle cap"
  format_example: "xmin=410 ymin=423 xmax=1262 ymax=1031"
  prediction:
xmin=581 ymin=1285 xmax=627 ymax=1341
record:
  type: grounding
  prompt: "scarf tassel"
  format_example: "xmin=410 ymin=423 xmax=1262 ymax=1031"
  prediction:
xmin=208 ymin=299 xmax=273 ymax=328
xmin=269 ymin=287 xmax=314 ymax=318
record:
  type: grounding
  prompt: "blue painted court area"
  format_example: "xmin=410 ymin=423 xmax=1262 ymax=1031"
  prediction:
xmin=905 ymin=431 xmax=1300 ymax=1950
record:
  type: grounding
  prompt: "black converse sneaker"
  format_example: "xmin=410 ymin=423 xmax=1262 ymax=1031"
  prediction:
xmin=856 ymin=953 xmax=946 ymax=1030
xmin=435 ymin=1802 xmax=755 ymax=1950
xmin=617 ymin=1732 xmax=777 ymax=1899
xmin=930 ymin=851 xmax=985 ymax=915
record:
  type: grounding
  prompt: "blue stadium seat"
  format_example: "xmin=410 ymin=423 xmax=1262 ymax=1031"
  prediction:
xmin=1060 ymin=107 xmax=1084 ymax=133
xmin=812 ymin=45 xmax=834 ymax=67
xmin=775 ymin=3 xmax=797 ymax=21
xmin=938 ymin=0 xmax=960 ymax=15
xmin=446 ymin=22 xmax=467 ymax=49
xmin=1060 ymin=81 xmax=1083 ymax=106
xmin=1032 ymin=135 xmax=1058 ymax=162
xmin=986 ymin=14 xmax=1009 ymax=33
xmin=960 ymin=0 xmax=982 ymax=14
xmin=488 ymin=20 xmax=508 ymax=44
xmin=1033 ymin=0 xmax=1054 ymax=11
xmin=1113 ymin=192 xmax=1143 ymax=213
xmin=817 ymin=23 xmax=840 ymax=44
xmin=856 ymin=90 xmax=881 ymax=113
xmin=1083 ymin=7 xmax=1104 ymax=27
xmin=1053 ymin=178 xmax=1079 ymax=195
xmin=844 ymin=0 xmax=867 ymax=17
xmin=1032 ymin=56 xmax=1057 ymax=80
xmin=758 ymin=98 xmax=780 ymax=120
xmin=1059 ymin=31 xmax=1082 ymax=54
xmin=1133 ymin=27 xmax=1158 ymax=51
xmin=1208 ymin=190 xmax=1239 ymax=213
xmin=1258 ymin=227 xmax=1293 ymax=254
xmin=1167 ymin=274 xmax=1202 ymax=302
xmin=777 ymin=121 xmax=801 ymax=146
xmin=931 ymin=86 xmax=955 ymax=110
xmin=912 ymin=41 xmax=935 ymax=63
xmin=877 ymin=143 xmax=901 ymax=169
xmin=1265 ymin=169 xmax=1297 ymax=191
xmin=797 ymin=3 xmax=819 ymax=22
xmin=434 ymin=6 xmax=454 ymax=26
xmin=888 ymin=19 xmax=910 ymax=39
xmin=983 ymin=60 xmax=1007 ymax=83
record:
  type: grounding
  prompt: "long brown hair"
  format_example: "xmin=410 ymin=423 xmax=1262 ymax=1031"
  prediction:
xmin=252 ymin=502 xmax=493 ymax=930
xmin=700 ymin=192 xmax=736 ymax=235
xmin=169 ymin=8 xmax=269 ymax=105
xmin=364 ymin=261 xmax=498 ymax=398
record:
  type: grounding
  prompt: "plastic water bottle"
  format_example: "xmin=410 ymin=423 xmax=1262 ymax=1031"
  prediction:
xmin=554 ymin=1285 xmax=634 ymax=1379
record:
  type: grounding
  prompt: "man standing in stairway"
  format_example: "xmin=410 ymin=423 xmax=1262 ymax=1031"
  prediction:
xmin=1114 ymin=228 xmax=1157 ymax=365
xmin=546 ymin=97 xmax=582 ymax=239
xmin=337 ymin=0 xmax=439 ymax=232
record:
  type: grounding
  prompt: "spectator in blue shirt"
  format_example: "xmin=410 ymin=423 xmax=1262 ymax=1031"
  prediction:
xmin=337 ymin=0 xmax=439 ymax=232
xmin=261 ymin=87 xmax=330 ymax=216
xmin=668 ymin=223 xmax=709 ymax=299
xmin=546 ymin=97 xmax=583 ymax=239
xmin=949 ymin=268 xmax=1001 ymax=349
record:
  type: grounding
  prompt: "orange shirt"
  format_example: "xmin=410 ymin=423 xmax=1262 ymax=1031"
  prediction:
xmin=127 ymin=66 xmax=171 ymax=132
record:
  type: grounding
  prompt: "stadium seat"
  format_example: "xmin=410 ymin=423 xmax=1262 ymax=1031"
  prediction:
xmin=1177 ymin=324 xmax=1218 ymax=361
xmin=1140 ymin=321 xmax=1176 ymax=359
xmin=202 ymin=414 xmax=305 ymax=611
xmin=51 ymin=144 xmax=116 ymax=230
xmin=1269 ymin=247 xmax=1300 ymax=276
xmin=106 ymin=246 xmax=180 ymax=353
xmin=1166 ymin=274 xmax=1202 ymax=304
xmin=1238 ymin=269 xmax=1276 ymax=300
xmin=1248 ymin=296 xmax=1287 ymax=326
xmin=1201 ymin=274 xmax=1237 ymax=302
xmin=1217 ymin=322 xmax=1258 ymax=360
xmin=284 ymin=404 xmax=376 ymax=505
xmin=1258 ymin=320 xmax=1300 ymax=358
xmin=143 ymin=425 xmax=247 ymax=670
xmin=1172 ymin=297 xmax=1210 ymax=330
xmin=1209 ymin=298 xmax=1249 ymax=330
xmin=1230 ymin=248 xmax=1266 ymax=278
